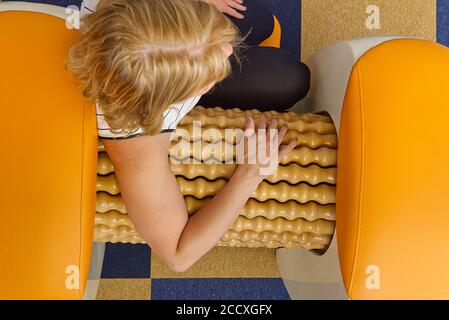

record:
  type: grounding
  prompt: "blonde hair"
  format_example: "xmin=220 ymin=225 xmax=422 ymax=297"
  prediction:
xmin=66 ymin=0 xmax=243 ymax=136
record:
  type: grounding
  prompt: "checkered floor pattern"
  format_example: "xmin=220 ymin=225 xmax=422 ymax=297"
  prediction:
xmin=95 ymin=244 xmax=288 ymax=300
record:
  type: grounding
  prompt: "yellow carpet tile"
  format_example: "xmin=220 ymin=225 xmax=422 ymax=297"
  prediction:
xmin=301 ymin=0 xmax=436 ymax=61
xmin=151 ymin=247 xmax=280 ymax=279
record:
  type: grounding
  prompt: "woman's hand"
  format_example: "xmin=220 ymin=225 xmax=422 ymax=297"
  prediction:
xmin=201 ymin=0 xmax=247 ymax=19
xmin=235 ymin=115 xmax=298 ymax=184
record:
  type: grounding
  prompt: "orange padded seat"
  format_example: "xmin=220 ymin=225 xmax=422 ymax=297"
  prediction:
xmin=259 ymin=15 xmax=281 ymax=48
xmin=337 ymin=39 xmax=449 ymax=299
xmin=0 ymin=7 xmax=97 ymax=299
xmin=0 ymin=2 xmax=280 ymax=299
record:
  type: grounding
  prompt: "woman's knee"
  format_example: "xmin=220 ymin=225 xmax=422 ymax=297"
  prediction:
xmin=198 ymin=47 xmax=311 ymax=111
xmin=245 ymin=47 xmax=311 ymax=110
xmin=280 ymin=60 xmax=311 ymax=108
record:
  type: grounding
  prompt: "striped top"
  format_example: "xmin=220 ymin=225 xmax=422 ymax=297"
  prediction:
xmin=81 ymin=0 xmax=203 ymax=139
xmin=96 ymin=96 xmax=202 ymax=139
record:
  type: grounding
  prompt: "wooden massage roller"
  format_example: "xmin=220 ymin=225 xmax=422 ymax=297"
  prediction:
xmin=95 ymin=107 xmax=338 ymax=250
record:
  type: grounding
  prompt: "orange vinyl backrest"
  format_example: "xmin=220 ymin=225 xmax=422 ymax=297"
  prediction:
xmin=0 ymin=9 xmax=97 ymax=299
xmin=337 ymin=39 xmax=449 ymax=299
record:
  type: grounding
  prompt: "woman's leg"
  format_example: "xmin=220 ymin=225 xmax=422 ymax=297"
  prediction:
xmin=225 ymin=0 xmax=275 ymax=46
xmin=198 ymin=46 xmax=311 ymax=112
xmin=198 ymin=0 xmax=311 ymax=112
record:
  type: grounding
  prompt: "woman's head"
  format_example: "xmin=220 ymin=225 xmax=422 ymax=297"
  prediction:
xmin=66 ymin=0 xmax=242 ymax=135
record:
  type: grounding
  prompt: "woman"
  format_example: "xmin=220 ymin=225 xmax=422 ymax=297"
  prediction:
xmin=67 ymin=0 xmax=309 ymax=272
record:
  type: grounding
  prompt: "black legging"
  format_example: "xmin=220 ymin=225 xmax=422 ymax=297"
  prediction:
xmin=198 ymin=0 xmax=310 ymax=112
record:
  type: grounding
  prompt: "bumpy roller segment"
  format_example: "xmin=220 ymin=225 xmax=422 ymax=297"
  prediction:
xmin=181 ymin=106 xmax=336 ymax=134
xmin=173 ymin=126 xmax=338 ymax=148
xmin=176 ymin=177 xmax=336 ymax=204
xmin=95 ymin=107 xmax=338 ymax=249
xmin=171 ymin=163 xmax=337 ymax=185
xmin=98 ymin=141 xmax=337 ymax=168
xmin=96 ymin=193 xmax=336 ymax=221
xmin=97 ymin=163 xmax=336 ymax=194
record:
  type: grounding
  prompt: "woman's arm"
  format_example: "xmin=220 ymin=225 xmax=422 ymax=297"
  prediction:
xmin=103 ymin=116 xmax=296 ymax=272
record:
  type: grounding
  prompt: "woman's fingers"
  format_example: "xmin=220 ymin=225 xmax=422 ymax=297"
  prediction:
xmin=242 ymin=115 xmax=255 ymax=148
xmin=267 ymin=118 xmax=279 ymax=142
xmin=256 ymin=115 xmax=267 ymax=131
xmin=225 ymin=0 xmax=247 ymax=12
xmin=268 ymin=117 xmax=279 ymax=132
xmin=265 ymin=118 xmax=278 ymax=153
xmin=245 ymin=115 xmax=255 ymax=132
xmin=224 ymin=6 xmax=245 ymax=19
xmin=279 ymin=140 xmax=298 ymax=162
xmin=277 ymin=124 xmax=288 ymax=147
xmin=244 ymin=117 xmax=298 ymax=165
xmin=203 ymin=0 xmax=245 ymax=19
xmin=277 ymin=123 xmax=297 ymax=162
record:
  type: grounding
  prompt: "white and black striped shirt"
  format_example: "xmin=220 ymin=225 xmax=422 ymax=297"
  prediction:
xmin=96 ymin=96 xmax=202 ymax=139
xmin=82 ymin=0 xmax=203 ymax=139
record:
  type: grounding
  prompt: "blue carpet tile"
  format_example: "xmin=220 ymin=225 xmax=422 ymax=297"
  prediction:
xmin=101 ymin=243 xmax=151 ymax=279
xmin=151 ymin=278 xmax=290 ymax=300
xmin=438 ymin=0 xmax=449 ymax=47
